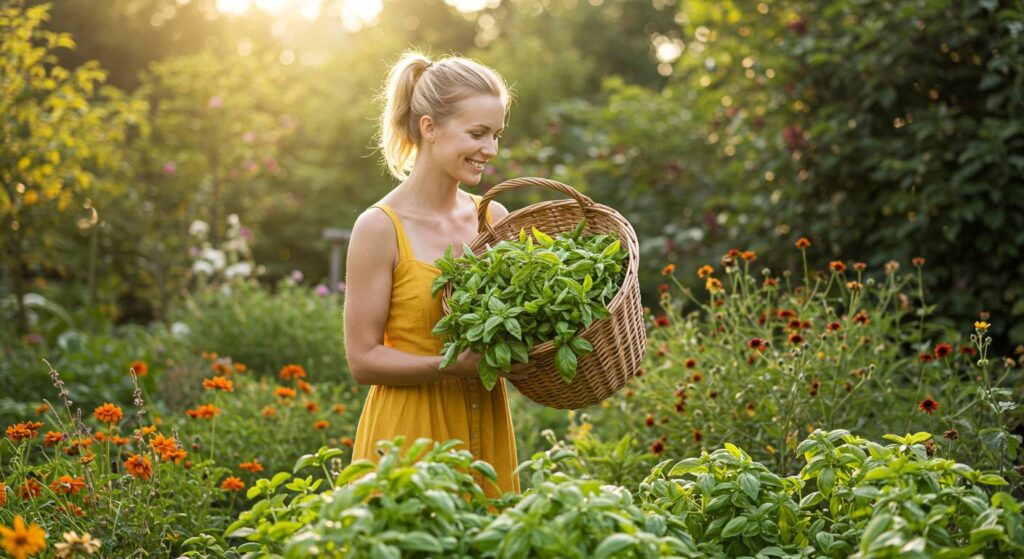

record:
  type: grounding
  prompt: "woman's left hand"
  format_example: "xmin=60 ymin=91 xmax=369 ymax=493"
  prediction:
xmin=498 ymin=361 xmax=531 ymax=383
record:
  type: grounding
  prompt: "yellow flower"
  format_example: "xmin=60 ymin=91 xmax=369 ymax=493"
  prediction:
xmin=974 ymin=321 xmax=990 ymax=331
xmin=53 ymin=531 xmax=101 ymax=558
xmin=575 ymin=422 xmax=593 ymax=440
xmin=705 ymin=277 xmax=724 ymax=294
xmin=697 ymin=265 xmax=715 ymax=278
xmin=0 ymin=515 xmax=47 ymax=559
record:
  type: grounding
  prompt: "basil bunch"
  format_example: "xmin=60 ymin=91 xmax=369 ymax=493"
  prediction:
xmin=431 ymin=219 xmax=627 ymax=390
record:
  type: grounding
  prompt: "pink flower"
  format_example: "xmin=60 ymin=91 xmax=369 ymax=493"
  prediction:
xmin=208 ymin=96 xmax=223 ymax=109
xmin=242 ymin=131 xmax=255 ymax=143
xmin=315 ymin=284 xmax=330 ymax=297
xmin=164 ymin=161 xmax=177 ymax=175
xmin=239 ymin=226 xmax=253 ymax=240
xmin=336 ymin=282 xmax=347 ymax=293
xmin=291 ymin=270 xmax=304 ymax=283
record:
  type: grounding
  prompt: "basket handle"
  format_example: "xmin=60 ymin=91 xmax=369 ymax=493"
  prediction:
xmin=477 ymin=177 xmax=595 ymax=236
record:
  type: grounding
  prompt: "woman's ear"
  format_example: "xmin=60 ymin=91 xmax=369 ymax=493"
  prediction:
xmin=419 ymin=114 xmax=436 ymax=144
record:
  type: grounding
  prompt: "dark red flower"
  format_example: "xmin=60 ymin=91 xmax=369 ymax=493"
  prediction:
xmin=748 ymin=338 xmax=767 ymax=351
xmin=655 ymin=315 xmax=670 ymax=328
xmin=685 ymin=359 xmax=697 ymax=369
xmin=651 ymin=440 xmax=665 ymax=454
xmin=827 ymin=321 xmax=842 ymax=332
xmin=788 ymin=333 xmax=804 ymax=345
xmin=659 ymin=284 xmax=670 ymax=294
xmin=934 ymin=343 xmax=953 ymax=358
xmin=960 ymin=345 xmax=977 ymax=356
xmin=645 ymin=414 xmax=655 ymax=427
xmin=918 ymin=398 xmax=940 ymax=414
xmin=693 ymin=430 xmax=703 ymax=443
xmin=943 ymin=429 xmax=958 ymax=440
xmin=919 ymin=353 xmax=934 ymax=363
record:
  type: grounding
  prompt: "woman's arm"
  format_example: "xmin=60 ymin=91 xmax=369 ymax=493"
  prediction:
xmin=343 ymin=209 xmax=480 ymax=386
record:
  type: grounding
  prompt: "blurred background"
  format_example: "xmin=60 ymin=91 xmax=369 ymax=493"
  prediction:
xmin=3 ymin=0 xmax=1022 ymax=347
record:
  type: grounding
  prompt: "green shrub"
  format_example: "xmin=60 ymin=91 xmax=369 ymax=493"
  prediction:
xmin=587 ymin=246 xmax=1023 ymax=479
xmin=167 ymin=278 xmax=349 ymax=385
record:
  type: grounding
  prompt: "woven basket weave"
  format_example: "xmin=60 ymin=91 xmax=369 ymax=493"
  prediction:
xmin=441 ymin=177 xmax=646 ymax=410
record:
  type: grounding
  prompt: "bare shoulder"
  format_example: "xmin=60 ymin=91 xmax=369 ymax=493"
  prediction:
xmin=349 ymin=207 xmax=398 ymax=268
xmin=488 ymin=200 xmax=511 ymax=222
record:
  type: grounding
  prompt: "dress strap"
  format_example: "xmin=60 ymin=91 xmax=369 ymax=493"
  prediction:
xmin=371 ymin=204 xmax=413 ymax=263
xmin=471 ymin=194 xmax=493 ymax=225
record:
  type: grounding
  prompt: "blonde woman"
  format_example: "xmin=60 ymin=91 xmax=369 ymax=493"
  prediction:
xmin=344 ymin=52 xmax=527 ymax=497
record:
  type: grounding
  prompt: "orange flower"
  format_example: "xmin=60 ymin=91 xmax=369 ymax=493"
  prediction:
xmin=911 ymin=257 xmax=926 ymax=267
xmin=313 ymin=420 xmax=329 ymax=430
xmin=261 ymin=406 xmax=277 ymax=417
xmin=661 ymin=263 xmax=676 ymax=276
xmin=202 ymin=376 xmax=234 ymax=392
xmin=18 ymin=478 xmax=42 ymax=499
xmin=0 ymin=483 xmax=5 ymax=506
xmin=846 ymin=281 xmax=863 ymax=291
xmin=220 ymin=476 xmax=245 ymax=492
xmin=93 ymin=403 xmax=123 ymax=425
xmin=763 ymin=277 xmax=778 ymax=288
xmin=274 ymin=387 xmax=297 ymax=399
xmin=162 ymin=448 xmax=187 ymax=464
xmin=279 ymin=364 xmax=308 ymax=381
xmin=340 ymin=437 xmax=354 ymax=447
xmin=56 ymin=503 xmax=85 ymax=517
xmin=304 ymin=402 xmax=319 ymax=413
xmin=110 ymin=435 xmax=129 ymax=446
xmin=140 ymin=425 xmax=157 ymax=436
xmin=130 ymin=360 xmax=149 ymax=377
xmin=234 ymin=362 xmax=247 ymax=373
xmin=297 ymin=380 xmax=314 ymax=393
xmin=332 ymin=404 xmax=346 ymax=415
xmin=5 ymin=422 xmax=42 ymax=443
xmin=49 ymin=475 xmax=86 ymax=495
xmin=43 ymin=431 xmax=65 ymax=447
xmin=829 ymin=261 xmax=846 ymax=272
xmin=34 ymin=403 xmax=50 ymax=416
xmin=186 ymin=403 xmax=221 ymax=419
xmin=212 ymin=362 xmax=233 ymax=375
xmin=696 ymin=265 xmax=715 ymax=278
xmin=795 ymin=237 xmax=811 ymax=249
xmin=0 ymin=515 xmax=48 ymax=559
xmin=740 ymin=250 xmax=757 ymax=262
xmin=705 ymin=277 xmax=724 ymax=294
xmin=240 ymin=460 xmax=264 ymax=473
xmin=853 ymin=311 xmax=870 ymax=325
xmin=125 ymin=454 xmax=153 ymax=480
xmin=149 ymin=434 xmax=177 ymax=456
xmin=853 ymin=262 xmax=867 ymax=271
xmin=691 ymin=372 xmax=703 ymax=383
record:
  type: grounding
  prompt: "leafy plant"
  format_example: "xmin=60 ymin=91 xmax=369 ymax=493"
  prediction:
xmin=431 ymin=219 xmax=627 ymax=389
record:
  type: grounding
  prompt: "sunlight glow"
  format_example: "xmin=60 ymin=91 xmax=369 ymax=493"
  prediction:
xmin=445 ymin=0 xmax=490 ymax=12
xmin=340 ymin=0 xmax=383 ymax=32
xmin=216 ymin=0 xmax=250 ymax=15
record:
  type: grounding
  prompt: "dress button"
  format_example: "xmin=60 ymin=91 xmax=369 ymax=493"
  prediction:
xmin=471 ymin=403 xmax=479 ymax=409
xmin=473 ymin=433 xmax=479 ymax=439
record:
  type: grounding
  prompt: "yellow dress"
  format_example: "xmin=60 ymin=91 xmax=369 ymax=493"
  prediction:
xmin=351 ymin=194 xmax=521 ymax=498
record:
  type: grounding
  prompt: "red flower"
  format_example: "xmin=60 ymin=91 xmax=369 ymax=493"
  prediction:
xmin=654 ymin=315 xmax=670 ymax=328
xmin=659 ymin=284 xmax=670 ymax=294
xmin=829 ymin=261 xmax=847 ymax=273
xmin=919 ymin=353 xmax=934 ymax=363
xmin=853 ymin=262 xmax=867 ymax=272
xmin=827 ymin=321 xmax=842 ymax=332
xmin=693 ymin=429 xmax=703 ymax=443
xmin=853 ymin=311 xmax=870 ymax=325
xmin=918 ymin=398 xmax=939 ymax=414
xmin=933 ymin=343 xmax=953 ymax=358
xmin=748 ymin=338 xmax=767 ymax=351
xmin=911 ymin=257 xmax=926 ymax=267
xmin=960 ymin=345 xmax=977 ymax=356
xmin=685 ymin=359 xmax=697 ymax=369
xmin=651 ymin=440 xmax=665 ymax=454
xmin=645 ymin=414 xmax=655 ymax=427
xmin=788 ymin=333 xmax=804 ymax=345
xmin=691 ymin=372 xmax=703 ymax=383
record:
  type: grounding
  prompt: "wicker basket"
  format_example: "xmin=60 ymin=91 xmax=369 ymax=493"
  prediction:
xmin=441 ymin=177 xmax=646 ymax=410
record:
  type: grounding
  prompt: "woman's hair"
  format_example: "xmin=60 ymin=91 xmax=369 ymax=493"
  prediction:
xmin=376 ymin=50 xmax=513 ymax=181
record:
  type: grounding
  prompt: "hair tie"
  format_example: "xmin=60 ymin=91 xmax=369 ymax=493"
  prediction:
xmin=425 ymin=61 xmax=434 ymax=70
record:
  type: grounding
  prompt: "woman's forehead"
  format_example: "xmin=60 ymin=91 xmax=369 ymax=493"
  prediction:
xmin=453 ymin=94 xmax=505 ymax=128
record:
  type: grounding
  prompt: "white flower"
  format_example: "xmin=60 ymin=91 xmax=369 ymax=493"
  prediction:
xmin=199 ymin=248 xmax=226 ymax=270
xmin=225 ymin=262 xmax=253 ymax=279
xmin=170 ymin=322 xmax=191 ymax=338
xmin=192 ymin=260 xmax=214 ymax=276
xmin=228 ymin=213 xmax=240 ymax=227
xmin=189 ymin=220 xmax=210 ymax=238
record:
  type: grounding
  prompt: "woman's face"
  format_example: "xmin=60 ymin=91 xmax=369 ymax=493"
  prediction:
xmin=425 ymin=94 xmax=505 ymax=186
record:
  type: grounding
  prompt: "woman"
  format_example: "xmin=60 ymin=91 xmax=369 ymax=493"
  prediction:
xmin=343 ymin=51 xmax=526 ymax=497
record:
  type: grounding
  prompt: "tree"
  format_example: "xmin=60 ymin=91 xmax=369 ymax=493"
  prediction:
xmin=0 ymin=1 xmax=145 ymax=335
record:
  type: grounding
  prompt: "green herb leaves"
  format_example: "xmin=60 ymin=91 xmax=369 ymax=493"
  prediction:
xmin=431 ymin=219 xmax=627 ymax=390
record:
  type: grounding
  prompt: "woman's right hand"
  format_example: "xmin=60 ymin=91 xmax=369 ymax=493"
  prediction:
xmin=440 ymin=348 xmax=483 ymax=380
xmin=441 ymin=348 xmax=531 ymax=383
